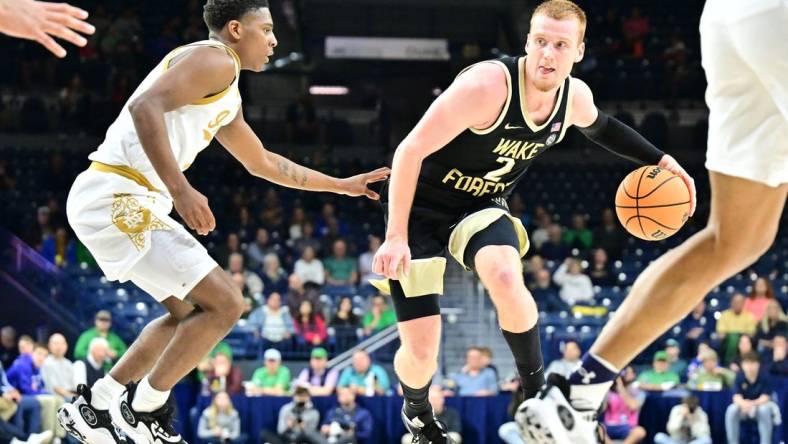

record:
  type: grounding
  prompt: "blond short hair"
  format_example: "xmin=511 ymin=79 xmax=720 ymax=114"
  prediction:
xmin=531 ymin=0 xmax=587 ymax=43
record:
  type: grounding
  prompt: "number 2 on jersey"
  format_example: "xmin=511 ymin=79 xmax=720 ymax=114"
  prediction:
xmin=483 ymin=157 xmax=515 ymax=182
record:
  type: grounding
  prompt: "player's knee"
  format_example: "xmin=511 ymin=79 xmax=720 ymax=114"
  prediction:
xmin=406 ymin=343 xmax=439 ymax=365
xmin=480 ymin=264 xmax=522 ymax=297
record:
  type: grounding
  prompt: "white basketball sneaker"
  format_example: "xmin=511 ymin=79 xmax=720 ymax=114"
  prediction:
xmin=57 ymin=384 xmax=125 ymax=443
xmin=109 ymin=382 xmax=185 ymax=444
xmin=515 ymin=374 xmax=604 ymax=444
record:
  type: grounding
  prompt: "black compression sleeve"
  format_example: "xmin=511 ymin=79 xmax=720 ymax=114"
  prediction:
xmin=578 ymin=108 xmax=665 ymax=165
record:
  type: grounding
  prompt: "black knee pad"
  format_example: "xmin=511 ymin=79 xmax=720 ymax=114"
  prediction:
xmin=463 ymin=216 xmax=521 ymax=270
xmin=389 ymin=280 xmax=441 ymax=322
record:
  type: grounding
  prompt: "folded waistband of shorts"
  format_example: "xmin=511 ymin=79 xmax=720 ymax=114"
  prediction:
xmin=89 ymin=161 xmax=160 ymax=192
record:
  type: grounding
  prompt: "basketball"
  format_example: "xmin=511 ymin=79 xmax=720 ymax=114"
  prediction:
xmin=615 ymin=165 xmax=691 ymax=241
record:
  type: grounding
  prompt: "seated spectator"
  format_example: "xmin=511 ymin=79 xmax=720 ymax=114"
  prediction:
xmin=654 ymin=395 xmax=712 ymax=444
xmin=1 ymin=362 xmax=44 ymax=440
xmin=725 ymin=351 xmax=778 ymax=444
xmin=553 ymin=258 xmax=594 ymax=306
xmin=358 ymin=235 xmax=384 ymax=293
xmin=247 ymin=292 xmax=295 ymax=346
xmin=7 ymin=344 xmax=62 ymax=440
xmin=0 ymin=327 xmax=18 ymax=370
xmin=233 ymin=206 xmax=255 ymax=243
xmin=294 ymin=348 xmax=340 ymax=396
xmin=74 ymin=310 xmax=127 ymax=362
xmin=197 ymin=391 xmax=242 ymax=444
xmin=294 ymin=246 xmax=325 ymax=286
xmin=262 ymin=386 xmax=323 ymax=444
xmin=248 ymin=349 xmax=291 ymax=396
xmin=563 ymin=214 xmax=592 ymax=250
xmin=261 ymin=253 xmax=289 ymax=296
xmin=362 ymin=296 xmax=396 ymax=336
xmin=680 ymin=299 xmax=714 ymax=358
xmin=16 ymin=338 xmax=32 ymax=359
xmin=729 ymin=335 xmax=756 ymax=373
xmin=592 ymin=208 xmax=626 ymax=259
xmin=523 ymin=255 xmax=546 ymax=287
xmin=259 ymin=188 xmax=285 ymax=231
xmin=401 ymin=386 xmax=462 ymax=444
xmin=213 ymin=232 xmax=242 ymax=269
xmin=545 ymin=339 xmax=581 ymax=379
xmin=587 ymin=248 xmax=614 ymax=286
xmin=744 ymin=276 xmax=775 ymax=321
xmin=529 ymin=211 xmax=552 ymax=251
xmin=40 ymin=333 xmax=75 ymax=399
xmin=287 ymin=207 xmax=306 ymax=241
xmin=226 ymin=253 xmax=264 ymax=297
xmin=324 ymin=240 xmax=358 ymax=289
xmin=448 ymin=347 xmax=498 ymax=396
xmin=769 ymin=334 xmax=787 ymax=376
xmin=293 ymin=221 xmax=321 ymax=257
xmin=286 ymin=274 xmax=323 ymax=317
xmin=294 ymin=301 xmax=328 ymax=346
xmin=717 ymin=293 xmax=757 ymax=364
xmin=321 ymin=387 xmax=373 ymax=444
xmin=337 ymin=351 xmax=390 ymax=396
xmin=478 ymin=347 xmax=499 ymax=381
xmin=40 ymin=227 xmax=76 ymax=267
xmin=530 ymin=269 xmax=568 ymax=312
xmin=73 ymin=337 xmax=109 ymax=389
xmin=665 ymin=339 xmax=688 ymax=378
xmin=755 ymin=299 xmax=787 ymax=352
xmin=687 ymin=348 xmax=735 ymax=391
xmin=246 ymin=228 xmax=275 ymax=270
xmin=201 ymin=352 xmax=243 ymax=396
xmin=330 ymin=297 xmax=360 ymax=328
xmin=539 ymin=224 xmax=569 ymax=261
xmin=637 ymin=351 xmax=680 ymax=391
xmin=603 ymin=367 xmax=646 ymax=444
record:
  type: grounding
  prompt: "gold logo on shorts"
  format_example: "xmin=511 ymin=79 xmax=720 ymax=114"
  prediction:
xmin=111 ymin=194 xmax=170 ymax=251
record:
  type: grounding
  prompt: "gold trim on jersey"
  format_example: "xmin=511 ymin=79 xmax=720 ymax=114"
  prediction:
xmin=447 ymin=207 xmax=530 ymax=270
xmin=368 ymin=257 xmax=447 ymax=297
xmin=89 ymin=161 xmax=160 ymax=193
xmin=557 ymin=77 xmax=575 ymax=144
xmin=452 ymin=61 xmax=513 ymax=135
xmin=161 ymin=41 xmax=241 ymax=106
xmin=518 ymin=57 xmax=566 ymax=133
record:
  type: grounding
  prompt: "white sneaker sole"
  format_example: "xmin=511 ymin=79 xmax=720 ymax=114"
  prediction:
xmin=108 ymin=398 xmax=149 ymax=444
xmin=57 ymin=403 xmax=118 ymax=444
xmin=516 ymin=397 xmax=573 ymax=444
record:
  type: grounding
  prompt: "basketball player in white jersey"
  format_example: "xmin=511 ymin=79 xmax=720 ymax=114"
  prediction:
xmin=56 ymin=1 xmax=389 ymax=443
xmin=519 ymin=1 xmax=788 ymax=442
xmin=0 ymin=0 xmax=94 ymax=58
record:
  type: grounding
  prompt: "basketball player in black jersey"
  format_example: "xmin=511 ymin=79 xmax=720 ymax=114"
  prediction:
xmin=371 ymin=1 xmax=696 ymax=442
xmin=0 ymin=0 xmax=94 ymax=58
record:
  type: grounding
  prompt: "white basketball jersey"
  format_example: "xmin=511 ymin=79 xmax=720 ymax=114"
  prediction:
xmin=89 ymin=40 xmax=243 ymax=195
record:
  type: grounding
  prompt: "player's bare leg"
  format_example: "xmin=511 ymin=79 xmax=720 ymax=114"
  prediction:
xmin=518 ymin=172 xmax=787 ymax=444
xmin=474 ymin=245 xmax=544 ymax=399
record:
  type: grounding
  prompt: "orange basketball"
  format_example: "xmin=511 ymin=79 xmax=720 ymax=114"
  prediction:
xmin=615 ymin=165 xmax=690 ymax=241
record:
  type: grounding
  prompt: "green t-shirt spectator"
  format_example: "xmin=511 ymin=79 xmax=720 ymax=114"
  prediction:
xmin=637 ymin=369 xmax=680 ymax=387
xmin=324 ymin=257 xmax=357 ymax=283
xmin=251 ymin=366 xmax=291 ymax=391
xmin=362 ymin=308 xmax=397 ymax=333
xmin=74 ymin=328 xmax=127 ymax=361
xmin=563 ymin=228 xmax=593 ymax=249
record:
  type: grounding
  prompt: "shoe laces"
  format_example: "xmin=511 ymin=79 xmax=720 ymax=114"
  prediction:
xmin=149 ymin=403 xmax=178 ymax=436
xmin=413 ymin=419 xmax=450 ymax=443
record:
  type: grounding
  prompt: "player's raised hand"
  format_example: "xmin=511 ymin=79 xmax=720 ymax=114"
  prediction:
xmin=172 ymin=185 xmax=216 ymax=236
xmin=658 ymin=154 xmax=696 ymax=217
xmin=372 ymin=237 xmax=411 ymax=280
xmin=0 ymin=0 xmax=95 ymax=58
xmin=338 ymin=167 xmax=391 ymax=200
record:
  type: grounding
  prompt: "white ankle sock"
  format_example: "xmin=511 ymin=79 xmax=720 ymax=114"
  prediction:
xmin=91 ymin=375 xmax=126 ymax=411
xmin=132 ymin=376 xmax=170 ymax=413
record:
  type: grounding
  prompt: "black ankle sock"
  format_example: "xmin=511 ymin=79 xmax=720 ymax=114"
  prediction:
xmin=502 ymin=324 xmax=545 ymax=399
xmin=401 ymin=381 xmax=433 ymax=419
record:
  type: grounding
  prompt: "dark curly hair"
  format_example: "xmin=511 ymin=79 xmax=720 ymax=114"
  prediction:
xmin=203 ymin=0 xmax=269 ymax=32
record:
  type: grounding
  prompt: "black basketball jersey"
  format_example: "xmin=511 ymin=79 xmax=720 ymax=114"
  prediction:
xmin=415 ymin=56 xmax=573 ymax=210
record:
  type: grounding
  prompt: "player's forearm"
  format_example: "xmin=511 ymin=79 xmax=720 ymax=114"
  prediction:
xmin=255 ymin=150 xmax=342 ymax=194
xmin=578 ymin=109 xmax=665 ymax=165
xmin=385 ymin=146 xmax=422 ymax=240
xmin=129 ymin=99 xmax=190 ymax=195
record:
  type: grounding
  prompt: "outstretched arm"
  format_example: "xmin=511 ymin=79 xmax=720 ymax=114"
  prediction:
xmin=215 ymin=110 xmax=389 ymax=199
xmin=0 ymin=0 xmax=94 ymax=58
xmin=571 ymin=78 xmax=696 ymax=216
xmin=372 ymin=62 xmax=508 ymax=279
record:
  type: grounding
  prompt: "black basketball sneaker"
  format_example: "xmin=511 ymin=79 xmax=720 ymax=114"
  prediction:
xmin=57 ymin=384 xmax=126 ymax=444
xmin=401 ymin=405 xmax=456 ymax=444
xmin=109 ymin=382 xmax=185 ymax=444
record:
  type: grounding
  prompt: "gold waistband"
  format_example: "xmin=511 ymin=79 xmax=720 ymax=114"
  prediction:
xmin=89 ymin=161 xmax=160 ymax=192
